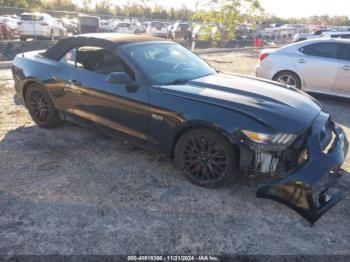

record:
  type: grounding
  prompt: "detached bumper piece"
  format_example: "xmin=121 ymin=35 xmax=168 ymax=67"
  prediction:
xmin=257 ymin=113 xmax=349 ymax=224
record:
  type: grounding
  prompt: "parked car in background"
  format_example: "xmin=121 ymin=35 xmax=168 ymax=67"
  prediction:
xmin=337 ymin=26 xmax=350 ymax=31
xmin=319 ymin=31 xmax=350 ymax=39
xmin=293 ymin=29 xmax=334 ymax=42
xmin=18 ymin=12 xmax=66 ymax=41
xmin=255 ymin=38 xmax=350 ymax=98
xmin=171 ymin=22 xmax=192 ymax=40
xmin=0 ymin=22 xmax=14 ymax=40
xmin=134 ymin=22 xmax=146 ymax=34
xmin=11 ymin=33 xmax=349 ymax=224
xmin=114 ymin=22 xmax=135 ymax=34
xmin=278 ymin=24 xmax=307 ymax=39
xmin=0 ymin=16 xmax=18 ymax=39
xmin=146 ymin=21 xmax=167 ymax=37
xmin=78 ymin=15 xmax=100 ymax=34
xmin=60 ymin=18 xmax=79 ymax=35
xmin=100 ymin=20 xmax=114 ymax=32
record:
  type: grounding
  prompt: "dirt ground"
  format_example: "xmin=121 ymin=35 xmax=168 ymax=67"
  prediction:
xmin=0 ymin=50 xmax=350 ymax=255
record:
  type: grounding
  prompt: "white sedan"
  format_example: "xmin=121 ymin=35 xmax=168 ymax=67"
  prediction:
xmin=255 ymin=38 xmax=350 ymax=98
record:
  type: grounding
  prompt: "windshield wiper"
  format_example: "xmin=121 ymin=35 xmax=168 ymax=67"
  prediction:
xmin=163 ymin=73 xmax=214 ymax=85
xmin=163 ymin=78 xmax=190 ymax=85
xmin=198 ymin=73 xmax=215 ymax=78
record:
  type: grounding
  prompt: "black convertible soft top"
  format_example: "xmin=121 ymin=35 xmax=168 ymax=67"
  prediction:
xmin=42 ymin=33 xmax=165 ymax=61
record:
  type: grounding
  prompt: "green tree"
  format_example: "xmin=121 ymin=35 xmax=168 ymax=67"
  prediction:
xmin=192 ymin=0 xmax=263 ymax=41
xmin=95 ymin=0 xmax=115 ymax=16
xmin=41 ymin=0 xmax=76 ymax=11
xmin=0 ymin=0 xmax=29 ymax=8
xmin=140 ymin=0 xmax=149 ymax=20
xmin=174 ymin=4 xmax=193 ymax=21
xmin=152 ymin=5 xmax=168 ymax=20
xmin=81 ymin=0 xmax=91 ymax=12
xmin=169 ymin=7 xmax=176 ymax=20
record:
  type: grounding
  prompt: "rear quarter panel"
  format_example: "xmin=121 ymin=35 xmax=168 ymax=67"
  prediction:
xmin=13 ymin=51 xmax=63 ymax=105
xmin=266 ymin=49 xmax=299 ymax=80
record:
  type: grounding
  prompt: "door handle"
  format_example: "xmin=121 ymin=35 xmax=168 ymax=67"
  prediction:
xmin=66 ymin=80 xmax=83 ymax=94
xmin=53 ymin=76 xmax=65 ymax=82
xmin=68 ymin=79 xmax=82 ymax=86
xmin=343 ymin=65 xmax=350 ymax=71
xmin=69 ymin=88 xmax=83 ymax=95
xmin=298 ymin=59 xmax=306 ymax=64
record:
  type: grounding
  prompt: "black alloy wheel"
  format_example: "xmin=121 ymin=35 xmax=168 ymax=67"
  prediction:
xmin=175 ymin=129 xmax=238 ymax=188
xmin=25 ymin=83 xmax=60 ymax=128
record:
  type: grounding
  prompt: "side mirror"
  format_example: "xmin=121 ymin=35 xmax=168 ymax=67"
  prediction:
xmin=107 ymin=72 xmax=132 ymax=84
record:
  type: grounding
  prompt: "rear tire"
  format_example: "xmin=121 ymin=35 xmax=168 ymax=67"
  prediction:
xmin=273 ymin=71 xmax=301 ymax=89
xmin=25 ymin=83 xmax=60 ymax=128
xmin=175 ymin=128 xmax=238 ymax=188
xmin=20 ymin=36 xmax=27 ymax=41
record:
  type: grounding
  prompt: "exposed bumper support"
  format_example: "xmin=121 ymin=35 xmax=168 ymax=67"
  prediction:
xmin=257 ymin=113 xmax=349 ymax=224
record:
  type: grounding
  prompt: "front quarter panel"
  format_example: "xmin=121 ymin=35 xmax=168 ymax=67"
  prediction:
xmin=147 ymin=85 xmax=272 ymax=156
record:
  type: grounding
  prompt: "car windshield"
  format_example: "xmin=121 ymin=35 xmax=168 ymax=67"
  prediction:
xmin=126 ymin=43 xmax=216 ymax=85
xmin=20 ymin=14 xmax=44 ymax=21
xmin=118 ymin=23 xmax=130 ymax=28
xmin=79 ymin=16 xmax=99 ymax=26
xmin=151 ymin=22 xmax=164 ymax=28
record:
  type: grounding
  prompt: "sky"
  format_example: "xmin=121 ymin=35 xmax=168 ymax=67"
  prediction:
xmin=259 ymin=0 xmax=350 ymax=18
xmin=142 ymin=0 xmax=350 ymax=18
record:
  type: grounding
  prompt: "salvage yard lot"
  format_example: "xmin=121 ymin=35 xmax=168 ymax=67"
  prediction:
xmin=0 ymin=49 xmax=349 ymax=255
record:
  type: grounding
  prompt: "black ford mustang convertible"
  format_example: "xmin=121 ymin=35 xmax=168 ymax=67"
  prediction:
xmin=12 ymin=33 xmax=349 ymax=223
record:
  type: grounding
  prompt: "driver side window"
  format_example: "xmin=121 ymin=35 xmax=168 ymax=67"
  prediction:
xmin=76 ymin=46 xmax=135 ymax=79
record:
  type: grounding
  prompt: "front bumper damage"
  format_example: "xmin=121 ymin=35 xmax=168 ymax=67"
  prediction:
xmin=256 ymin=113 xmax=349 ymax=224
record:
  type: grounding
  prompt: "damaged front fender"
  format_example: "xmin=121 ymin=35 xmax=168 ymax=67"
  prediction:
xmin=257 ymin=113 xmax=349 ymax=224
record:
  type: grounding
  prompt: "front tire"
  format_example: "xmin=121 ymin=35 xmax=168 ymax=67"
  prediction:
xmin=175 ymin=129 xmax=238 ymax=188
xmin=273 ymin=71 xmax=301 ymax=89
xmin=25 ymin=83 xmax=60 ymax=128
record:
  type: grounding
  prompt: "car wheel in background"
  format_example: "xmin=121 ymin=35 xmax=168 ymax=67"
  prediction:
xmin=273 ymin=71 xmax=301 ymax=89
xmin=9 ymin=30 xmax=14 ymax=40
xmin=58 ymin=30 xmax=63 ymax=39
xmin=50 ymin=30 xmax=54 ymax=40
xmin=25 ymin=83 xmax=60 ymax=128
xmin=175 ymin=128 xmax=238 ymax=188
xmin=20 ymin=36 xmax=26 ymax=41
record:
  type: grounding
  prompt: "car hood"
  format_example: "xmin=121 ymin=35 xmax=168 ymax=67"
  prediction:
xmin=160 ymin=73 xmax=321 ymax=133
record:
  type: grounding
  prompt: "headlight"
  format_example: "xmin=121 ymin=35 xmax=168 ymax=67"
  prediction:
xmin=242 ymin=130 xmax=297 ymax=146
